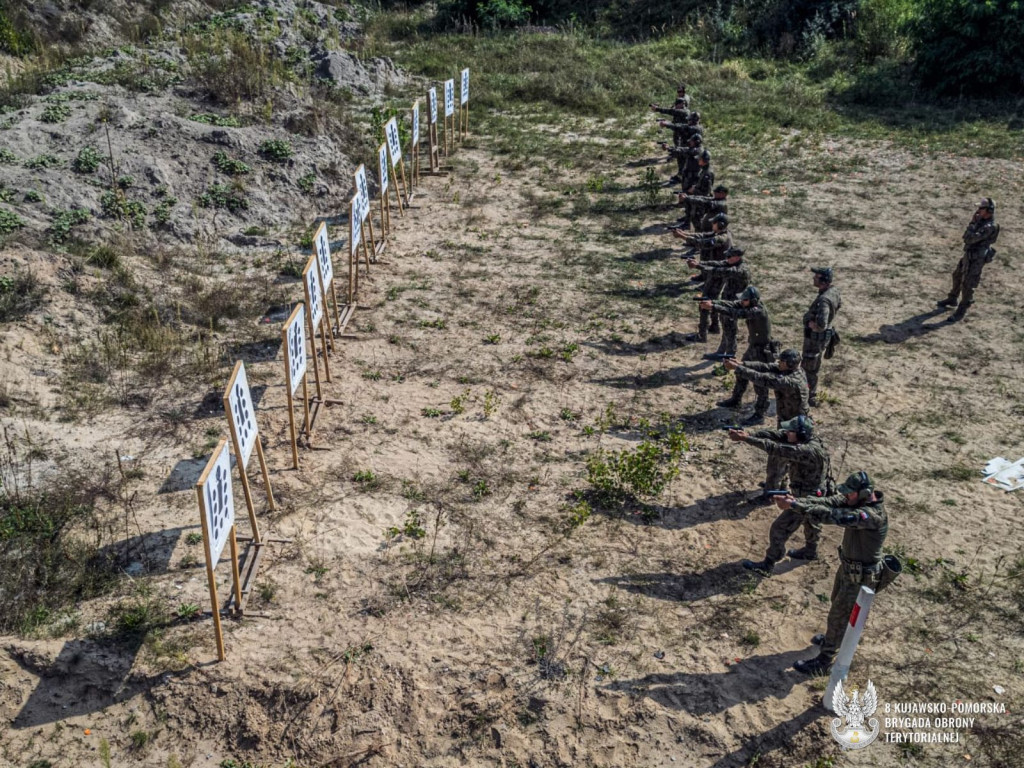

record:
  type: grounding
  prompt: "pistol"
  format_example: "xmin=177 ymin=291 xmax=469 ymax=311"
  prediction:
xmin=763 ymin=490 xmax=790 ymax=497
xmin=703 ymin=353 xmax=736 ymax=360
xmin=720 ymin=425 xmax=743 ymax=431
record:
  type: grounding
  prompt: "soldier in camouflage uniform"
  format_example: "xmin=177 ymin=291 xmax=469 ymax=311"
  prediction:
xmin=803 ymin=266 xmax=841 ymax=407
xmin=686 ymin=240 xmax=746 ymax=348
xmin=678 ymin=154 xmax=714 ymax=226
xmin=704 ymin=285 xmax=776 ymax=422
xmin=650 ymin=83 xmax=691 ymax=117
xmin=937 ymin=198 xmax=1000 ymax=322
xmin=728 ymin=415 xmax=832 ymax=574
xmin=724 ymin=348 xmax=809 ymax=423
xmin=773 ymin=471 xmax=888 ymax=674
xmin=675 ymin=185 xmax=728 ymax=233
xmin=658 ymin=110 xmax=701 ymax=150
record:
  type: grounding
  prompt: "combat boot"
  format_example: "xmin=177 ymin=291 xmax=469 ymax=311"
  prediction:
xmin=936 ymin=296 xmax=958 ymax=308
xmin=794 ymin=654 xmax=833 ymax=675
xmin=948 ymin=303 xmax=970 ymax=322
xmin=810 ymin=633 xmax=825 ymax=645
xmin=787 ymin=547 xmax=818 ymax=561
xmin=742 ymin=412 xmax=765 ymax=426
xmin=708 ymin=320 xmax=720 ymax=334
xmin=686 ymin=332 xmax=707 ymax=343
xmin=808 ymin=393 xmax=819 ymax=407
xmin=716 ymin=396 xmax=742 ymax=408
xmin=741 ymin=558 xmax=774 ymax=576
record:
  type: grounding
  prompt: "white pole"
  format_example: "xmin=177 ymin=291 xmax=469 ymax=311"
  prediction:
xmin=824 ymin=586 xmax=876 ymax=712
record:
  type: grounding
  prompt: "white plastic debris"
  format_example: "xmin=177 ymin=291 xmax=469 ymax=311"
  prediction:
xmin=994 ymin=685 xmax=1005 ymax=696
xmin=983 ymin=458 xmax=1024 ymax=492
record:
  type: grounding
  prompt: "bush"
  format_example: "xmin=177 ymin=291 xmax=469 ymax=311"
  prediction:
xmin=40 ymin=103 xmax=71 ymax=123
xmin=24 ymin=154 xmax=62 ymax=170
xmin=100 ymin=191 xmax=147 ymax=229
xmin=0 ymin=8 xmax=35 ymax=56
xmin=911 ymin=0 xmax=1024 ymax=94
xmin=586 ymin=426 xmax=688 ymax=508
xmin=72 ymin=146 xmax=102 ymax=174
xmin=212 ymin=151 xmax=251 ymax=175
xmin=0 ymin=207 xmax=24 ymax=235
xmin=0 ymin=147 xmax=15 ymax=164
xmin=185 ymin=28 xmax=291 ymax=104
xmin=49 ymin=208 xmax=91 ymax=245
xmin=0 ymin=269 xmax=45 ymax=322
xmin=196 ymin=183 xmax=248 ymax=214
xmin=258 ymin=139 xmax=293 ymax=162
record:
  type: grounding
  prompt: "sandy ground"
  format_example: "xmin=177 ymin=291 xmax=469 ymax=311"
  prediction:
xmin=2 ymin=121 xmax=1024 ymax=768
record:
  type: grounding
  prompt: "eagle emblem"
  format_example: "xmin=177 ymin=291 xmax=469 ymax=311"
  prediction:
xmin=829 ymin=679 xmax=880 ymax=749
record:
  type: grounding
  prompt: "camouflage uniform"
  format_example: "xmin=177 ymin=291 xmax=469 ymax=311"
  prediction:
xmin=943 ymin=215 xmax=1000 ymax=315
xmin=697 ymin=256 xmax=748 ymax=354
xmin=744 ymin=431 xmax=831 ymax=563
xmin=793 ymin=491 xmax=887 ymax=661
xmin=712 ymin=300 xmax=774 ymax=414
xmin=684 ymin=168 xmax=714 ymax=222
xmin=732 ymin=362 xmax=810 ymax=488
xmin=802 ymin=283 xmax=841 ymax=402
xmin=688 ymin=196 xmax=727 ymax=233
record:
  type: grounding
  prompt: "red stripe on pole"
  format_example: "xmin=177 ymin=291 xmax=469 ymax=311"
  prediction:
xmin=849 ymin=604 xmax=861 ymax=627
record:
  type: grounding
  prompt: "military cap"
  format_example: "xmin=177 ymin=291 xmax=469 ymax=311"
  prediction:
xmin=711 ymin=213 xmax=730 ymax=228
xmin=780 ymin=414 xmax=814 ymax=440
xmin=740 ymin=285 xmax=760 ymax=303
xmin=673 ymin=97 xmax=688 ymax=108
xmin=837 ymin=470 xmax=873 ymax=495
xmin=713 ymin=185 xmax=728 ymax=195
xmin=811 ymin=266 xmax=834 ymax=283
xmin=778 ymin=348 xmax=801 ymax=367
xmin=977 ymin=197 xmax=995 ymax=211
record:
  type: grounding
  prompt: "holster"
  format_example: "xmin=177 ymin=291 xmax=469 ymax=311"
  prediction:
xmin=876 ymin=554 xmax=903 ymax=592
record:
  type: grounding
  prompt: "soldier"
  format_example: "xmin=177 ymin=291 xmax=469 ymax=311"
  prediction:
xmin=937 ymin=197 xmax=1000 ymax=322
xmin=727 ymin=415 xmax=832 ymax=572
xmin=649 ymin=82 xmax=691 ymax=115
xmin=803 ymin=266 xmax=841 ymax=407
xmin=678 ymin=184 xmax=728 ymax=233
xmin=677 ymin=153 xmax=714 ymax=226
xmin=723 ymin=348 xmax=809 ymax=425
xmin=660 ymin=115 xmax=703 ymax=183
xmin=773 ymin=471 xmax=888 ymax=674
xmin=687 ymin=242 xmax=748 ymax=357
xmin=703 ymin=285 xmax=775 ymax=421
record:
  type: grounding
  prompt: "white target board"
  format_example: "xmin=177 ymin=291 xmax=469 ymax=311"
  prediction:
xmin=428 ymin=87 xmax=438 ymax=124
xmin=385 ymin=117 xmax=402 ymax=165
xmin=314 ymin=221 xmax=333 ymax=290
xmin=444 ymin=79 xmax=455 ymax=117
xmin=412 ymin=102 xmax=420 ymax=146
xmin=284 ymin=304 xmax=307 ymax=395
xmin=354 ymin=163 xmax=370 ymax=221
xmin=226 ymin=361 xmax=258 ymax=469
xmin=350 ymin=196 xmax=362 ymax=256
xmin=378 ymin=143 xmax=390 ymax=193
xmin=460 ymin=68 xmax=469 ymax=105
xmin=199 ymin=440 xmax=235 ymax=564
xmin=304 ymin=257 xmax=324 ymax=327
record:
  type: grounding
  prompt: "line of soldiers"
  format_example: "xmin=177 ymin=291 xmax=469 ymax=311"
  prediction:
xmin=645 ymin=85 xmax=897 ymax=675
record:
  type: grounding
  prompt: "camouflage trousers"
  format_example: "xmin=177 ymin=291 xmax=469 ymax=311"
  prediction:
xmin=947 ymin=254 xmax=986 ymax=308
xmin=819 ymin=559 xmax=883 ymax=660
xmin=731 ymin=343 xmax=774 ymax=414
xmin=802 ymin=336 xmax=826 ymax=397
xmin=715 ymin=313 xmax=738 ymax=356
xmin=698 ymin=308 xmax=721 ymax=335
xmin=763 ymin=488 xmax=823 ymax=563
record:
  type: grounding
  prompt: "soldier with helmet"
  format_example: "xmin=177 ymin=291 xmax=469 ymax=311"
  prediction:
xmin=772 ymin=471 xmax=889 ymax=674
xmin=937 ymin=197 xmax=1000 ymax=322
xmin=685 ymin=241 xmax=746 ymax=348
xmin=723 ymin=348 xmax=809 ymax=425
xmin=803 ymin=266 xmax=842 ymax=406
xmin=650 ymin=82 xmax=691 ymax=117
xmin=675 ymin=184 xmax=728 ymax=233
xmin=700 ymin=284 xmax=775 ymax=417
xmin=728 ymin=414 xmax=833 ymax=570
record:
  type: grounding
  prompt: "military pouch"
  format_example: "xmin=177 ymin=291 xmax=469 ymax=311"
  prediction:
xmin=824 ymin=329 xmax=841 ymax=360
xmin=769 ymin=339 xmax=781 ymax=357
xmin=985 ymin=247 xmax=997 ymax=264
xmin=875 ymin=554 xmax=903 ymax=593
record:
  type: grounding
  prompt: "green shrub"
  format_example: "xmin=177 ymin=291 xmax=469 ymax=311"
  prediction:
xmin=196 ymin=183 xmax=248 ymax=213
xmin=23 ymin=190 xmax=42 ymax=203
xmin=0 ymin=208 xmax=24 ymax=235
xmin=100 ymin=191 xmax=147 ymax=229
xmin=49 ymin=208 xmax=91 ymax=244
xmin=586 ymin=426 xmax=688 ymax=507
xmin=24 ymin=154 xmax=62 ymax=170
xmin=188 ymin=113 xmax=241 ymax=127
xmin=153 ymin=197 xmax=178 ymax=226
xmin=72 ymin=146 xmax=102 ymax=174
xmin=0 ymin=147 xmax=16 ymax=164
xmin=40 ymin=103 xmax=71 ymax=123
xmin=0 ymin=269 xmax=45 ymax=322
xmin=258 ymin=139 xmax=293 ymax=162
xmin=0 ymin=9 xmax=35 ymax=56
xmin=212 ymin=151 xmax=251 ymax=176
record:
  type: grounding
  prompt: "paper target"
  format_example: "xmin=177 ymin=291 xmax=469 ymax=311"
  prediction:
xmin=200 ymin=440 xmax=235 ymax=564
xmin=227 ymin=361 xmax=258 ymax=469
xmin=385 ymin=117 xmax=403 ymax=164
xmin=428 ymin=87 xmax=438 ymax=124
xmin=378 ymin=144 xmax=390 ymax=193
xmin=444 ymin=79 xmax=455 ymax=117
xmin=285 ymin=304 xmax=307 ymax=395
xmin=314 ymin=222 xmax=333 ymax=290
xmin=412 ymin=102 xmax=420 ymax=146
xmin=350 ymin=196 xmax=363 ymax=256
xmin=304 ymin=257 xmax=323 ymax=327
xmin=354 ymin=164 xmax=370 ymax=221
xmin=460 ymin=68 xmax=469 ymax=105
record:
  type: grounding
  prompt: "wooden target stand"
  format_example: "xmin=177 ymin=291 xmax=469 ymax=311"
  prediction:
xmin=195 ymin=439 xmax=243 ymax=661
xmin=349 ymin=194 xmax=374 ymax=304
xmin=385 ymin=116 xmax=411 ymax=210
xmin=409 ymin=100 xmax=422 ymax=196
xmin=459 ymin=67 xmax=470 ymax=141
xmin=376 ymin=142 xmax=404 ymax=252
xmin=425 ymin=87 xmax=447 ymax=176
xmin=282 ymin=303 xmax=311 ymax=469
xmin=443 ymin=78 xmax=456 ymax=157
xmin=314 ymin=220 xmax=354 ymax=338
xmin=353 ymin=163 xmax=379 ymax=260
xmin=303 ymin=256 xmax=333 ymax=385
xmin=223 ymin=360 xmax=290 ymax=615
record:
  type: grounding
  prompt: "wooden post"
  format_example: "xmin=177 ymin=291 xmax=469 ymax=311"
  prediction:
xmin=385 ymin=116 xmax=410 ymax=210
xmin=224 ymin=360 xmax=276 ymax=523
xmin=353 ymin=164 xmax=377 ymax=259
xmin=410 ymin=100 xmax=421 ymax=194
xmin=377 ymin=142 xmax=392 ymax=239
xmin=282 ymin=303 xmax=309 ymax=471
xmin=427 ymin=87 xmax=441 ymax=173
xmin=443 ymin=78 xmax=455 ymax=156
xmin=313 ymin=221 xmax=342 ymax=338
xmin=459 ymin=68 xmax=470 ymax=140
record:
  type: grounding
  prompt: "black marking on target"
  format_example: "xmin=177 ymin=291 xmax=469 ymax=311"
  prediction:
xmin=204 ymin=452 xmax=233 ymax=562
xmin=307 ymin=268 xmax=322 ymax=323
xmin=232 ymin=379 xmax=255 ymax=461
xmin=288 ymin=312 xmax=306 ymax=388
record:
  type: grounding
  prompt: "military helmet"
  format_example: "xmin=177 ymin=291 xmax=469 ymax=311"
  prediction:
xmin=711 ymin=213 xmax=729 ymax=228
xmin=837 ymin=470 xmax=874 ymax=501
xmin=688 ymin=134 xmax=703 ymax=146
xmin=713 ymin=184 xmax=728 ymax=195
xmin=740 ymin=285 xmax=760 ymax=304
xmin=724 ymin=245 xmax=743 ymax=257
xmin=699 ymin=149 xmax=711 ymax=164
xmin=677 ymin=82 xmax=687 ymax=92
xmin=977 ymin=197 xmax=995 ymax=212
xmin=780 ymin=414 xmax=814 ymax=441
xmin=811 ymin=266 xmax=834 ymax=284
xmin=778 ymin=348 xmax=801 ymax=367
xmin=688 ymin=111 xmax=701 ymax=123
xmin=673 ymin=97 xmax=688 ymax=108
